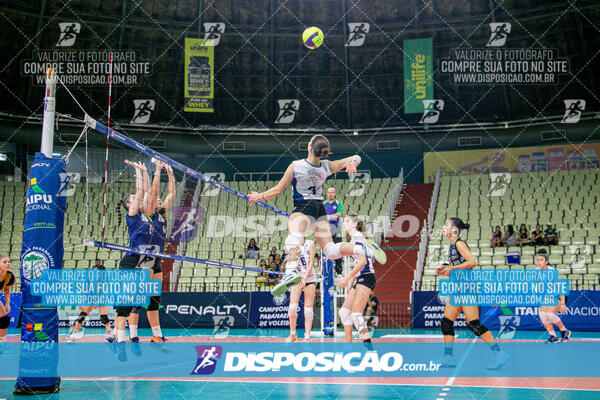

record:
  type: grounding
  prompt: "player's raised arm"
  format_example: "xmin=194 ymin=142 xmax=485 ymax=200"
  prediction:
xmin=329 ymin=155 xmax=361 ymax=174
xmin=248 ymin=163 xmax=294 ymax=204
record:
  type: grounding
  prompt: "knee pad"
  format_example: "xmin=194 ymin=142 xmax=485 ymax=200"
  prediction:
xmin=304 ymin=307 xmax=314 ymax=320
xmin=0 ymin=315 xmax=9 ymax=329
xmin=148 ymin=295 xmax=161 ymax=311
xmin=323 ymin=242 xmax=342 ymax=260
xmin=288 ymin=303 xmax=298 ymax=318
xmin=441 ymin=317 xmax=455 ymax=336
xmin=339 ymin=307 xmax=353 ymax=326
xmin=547 ymin=312 xmax=561 ymax=324
xmin=539 ymin=311 xmax=549 ymax=324
xmin=467 ymin=319 xmax=489 ymax=337
xmin=116 ymin=306 xmax=132 ymax=317
xmin=100 ymin=314 xmax=110 ymax=325
xmin=285 ymin=233 xmax=304 ymax=253
xmin=76 ymin=311 xmax=88 ymax=325
xmin=351 ymin=312 xmax=368 ymax=333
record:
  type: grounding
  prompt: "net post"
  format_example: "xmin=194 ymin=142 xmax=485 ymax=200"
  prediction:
xmin=41 ymin=68 xmax=57 ymax=157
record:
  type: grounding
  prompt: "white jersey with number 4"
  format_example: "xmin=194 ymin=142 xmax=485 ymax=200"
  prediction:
xmin=291 ymin=159 xmax=332 ymax=201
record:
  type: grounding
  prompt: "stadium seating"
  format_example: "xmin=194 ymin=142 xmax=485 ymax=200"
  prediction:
xmin=421 ymin=169 xmax=600 ymax=291
xmin=0 ymin=176 xmax=395 ymax=292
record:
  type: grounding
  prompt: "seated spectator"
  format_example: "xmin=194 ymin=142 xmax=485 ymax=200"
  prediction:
xmin=274 ymin=254 xmax=282 ymax=268
xmin=244 ymin=238 xmax=261 ymax=259
xmin=502 ymin=224 xmax=518 ymax=247
xmin=256 ymin=260 xmax=269 ymax=285
xmin=518 ymin=224 xmax=532 ymax=247
xmin=266 ymin=261 xmax=281 ymax=285
xmin=364 ymin=293 xmax=379 ymax=328
xmin=269 ymin=247 xmax=279 ymax=259
xmin=492 ymin=225 xmax=503 ymax=248
xmin=531 ymin=224 xmax=544 ymax=245
xmin=544 ymin=223 xmax=559 ymax=246
xmin=94 ymin=259 xmax=105 ymax=269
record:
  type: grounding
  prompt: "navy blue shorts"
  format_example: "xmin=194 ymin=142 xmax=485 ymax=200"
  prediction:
xmin=292 ymin=200 xmax=328 ymax=221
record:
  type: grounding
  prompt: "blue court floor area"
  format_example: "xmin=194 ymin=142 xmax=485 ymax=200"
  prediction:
xmin=1 ymin=380 xmax=600 ymax=400
xmin=2 ymin=328 xmax=600 ymax=399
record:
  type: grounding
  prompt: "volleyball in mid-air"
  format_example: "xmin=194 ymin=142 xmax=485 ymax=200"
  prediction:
xmin=302 ymin=27 xmax=323 ymax=49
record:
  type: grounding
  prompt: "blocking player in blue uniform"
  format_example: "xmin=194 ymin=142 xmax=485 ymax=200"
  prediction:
xmin=128 ymin=159 xmax=175 ymax=354
xmin=114 ymin=160 xmax=152 ymax=361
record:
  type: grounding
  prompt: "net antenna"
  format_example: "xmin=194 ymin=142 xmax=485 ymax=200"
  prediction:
xmin=41 ymin=68 xmax=58 ymax=157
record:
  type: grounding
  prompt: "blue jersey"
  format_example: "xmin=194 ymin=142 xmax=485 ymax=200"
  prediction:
xmin=126 ymin=212 xmax=152 ymax=256
xmin=149 ymin=211 xmax=168 ymax=251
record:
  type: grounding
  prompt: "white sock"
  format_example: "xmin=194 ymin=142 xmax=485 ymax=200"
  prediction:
xmin=129 ymin=325 xmax=138 ymax=338
xmin=290 ymin=330 xmax=296 ymax=336
xmin=151 ymin=326 xmax=162 ymax=338
xmin=116 ymin=329 xmax=126 ymax=343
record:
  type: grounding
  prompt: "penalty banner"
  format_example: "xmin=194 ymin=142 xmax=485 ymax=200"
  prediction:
xmin=184 ymin=38 xmax=214 ymax=113
xmin=16 ymin=153 xmax=67 ymax=393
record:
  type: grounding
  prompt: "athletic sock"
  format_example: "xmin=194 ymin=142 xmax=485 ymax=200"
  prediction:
xmin=151 ymin=326 xmax=163 ymax=338
xmin=489 ymin=343 xmax=501 ymax=353
xmin=290 ymin=330 xmax=296 ymax=336
xmin=444 ymin=344 xmax=453 ymax=356
xmin=129 ymin=325 xmax=138 ymax=338
xmin=116 ymin=329 xmax=126 ymax=343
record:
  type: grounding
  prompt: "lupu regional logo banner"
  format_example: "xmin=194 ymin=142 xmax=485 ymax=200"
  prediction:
xmin=423 ymin=142 xmax=600 ymax=183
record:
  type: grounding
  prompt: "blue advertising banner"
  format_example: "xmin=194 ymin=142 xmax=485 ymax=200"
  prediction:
xmin=1 ymin=293 xmax=22 ymax=328
xmin=248 ymin=291 xmax=304 ymax=330
xmin=139 ymin=292 xmax=250 ymax=330
xmin=413 ymin=290 xmax=600 ymax=332
xmin=17 ymin=153 xmax=67 ymax=393
xmin=411 ymin=291 xmax=467 ymax=329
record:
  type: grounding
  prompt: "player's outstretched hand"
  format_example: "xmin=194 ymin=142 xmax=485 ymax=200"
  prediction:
xmin=248 ymin=191 xmax=261 ymax=204
xmin=345 ymin=162 xmax=358 ymax=174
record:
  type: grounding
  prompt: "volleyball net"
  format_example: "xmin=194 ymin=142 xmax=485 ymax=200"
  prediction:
xmin=49 ymin=69 xmax=291 ymax=278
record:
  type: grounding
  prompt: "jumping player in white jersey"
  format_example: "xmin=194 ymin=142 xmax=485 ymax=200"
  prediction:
xmin=248 ymin=135 xmax=386 ymax=296
xmin=285 ymin=239 xmax=316 ymax=343
xmin=338 ymin=214 xmax=376 ymax=349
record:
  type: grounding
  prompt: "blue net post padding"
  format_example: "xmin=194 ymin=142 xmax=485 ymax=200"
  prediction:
xmin=16 ymin=153 xmax=65 ymax=394
xmin=84 ymin=115 xmax=289 ymax=217
xmin=322 ymin=256 xmax=334 ymax=335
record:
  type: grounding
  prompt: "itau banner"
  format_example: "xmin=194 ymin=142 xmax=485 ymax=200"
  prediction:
xmin=404 ymin=38 xmax=433 ymax=114
xmin=184 ymin=38 xmax=214 ymax=113
xmin=16 ymin=153 xmax=67 ymax=394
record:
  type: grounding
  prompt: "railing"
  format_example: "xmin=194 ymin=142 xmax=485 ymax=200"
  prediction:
xmin=377 ymin=303 xmax=411 ymax=328
xmin=413 ymin=168 xmax=441 ymax=291
xmin=378 ymin=167 xmax=403 ymax=245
